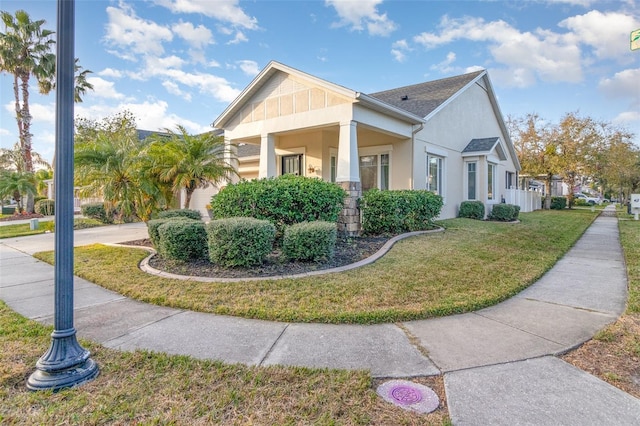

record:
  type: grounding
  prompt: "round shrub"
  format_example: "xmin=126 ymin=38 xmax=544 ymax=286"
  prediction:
xmin=157 ymin=220 xmax=208 ymax=261
xmin=147 ymin=216 xmax=195 ymax=249
xmin=488 ymin=204 xmax=517 ymax=222
xmin=35 ymin=199 xmax=55 ymax=215
xmin=550 ymin=196 xmax=567 ymax=210
xmin=81 ymin=202 xmax=112 ymax=224
xmin=206 ymin=217 xmax=275 ymax=267
xmin=458 ymin=201 xmax=485 ymax=219
xmin=157 ymin=209 xmax=202 ymax=221
xmin=283 ymin=221 xmax=337 ymax=262
xmin=210 ymin=175 xmax=346 ymax=233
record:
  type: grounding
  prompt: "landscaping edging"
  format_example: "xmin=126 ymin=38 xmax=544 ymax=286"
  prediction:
xmin=118 ymin=227 xmax=444 ymax=283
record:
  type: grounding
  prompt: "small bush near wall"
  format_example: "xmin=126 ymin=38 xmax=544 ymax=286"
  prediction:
xmin=147 ymin=216 xmax=195 ymax=249
xmin=283 ymin=221 xmax=337 ymax=262
xmin=360 ymin=190 xmax=443 ymax=235
xmin=34 ymin=199 xmax=55 ymax=216
xmin=488 ymin=203 xmax=520 ymax=221
xmin=210 ymin=175 xmax=346 ymax=234
xmin=157 ymin=209 xmax=202 ymax=221
xmin=157 ymin=220 xmax=208 ymax=261
xmin=207 ymin=217 xmax=276 ymax=267
xmin=550 ymin=196 xmax=567 ymax=210
xmin=458 ymin=201 xmax=485 ymax=220
xmin=81 ymin=202 xmax=112 ymax=224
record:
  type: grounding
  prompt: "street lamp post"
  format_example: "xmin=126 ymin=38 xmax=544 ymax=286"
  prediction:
xmin=27 ymin=0 xmax=99 ymax=391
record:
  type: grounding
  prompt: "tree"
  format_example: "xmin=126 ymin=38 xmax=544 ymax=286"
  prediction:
xmin=508 ymin=113 xmax=559 ymax=209
xmin=597 ymin=128 xmax=640 ymax=203
xmin=74 ymin=111 xmax=173 ymax=221
xmin=145 ymin=126 xmax=237 ymax=209
xmin=0 ymin=170 xmax=36 ymax=213
xmin=0 ymin=9 xmax=93 ymax=212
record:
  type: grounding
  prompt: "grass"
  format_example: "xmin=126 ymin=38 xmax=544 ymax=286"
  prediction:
xmin=34 ymin=209 xmax=598 ymax=324
xmin=0 ymin=218 xmax=105 ymax=239
xmin=0 ymin=302 xmax=450 ymax=425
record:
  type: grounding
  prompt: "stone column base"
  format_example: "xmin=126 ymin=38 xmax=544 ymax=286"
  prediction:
xmin=337 ymin=181 xmax=362 ymax=236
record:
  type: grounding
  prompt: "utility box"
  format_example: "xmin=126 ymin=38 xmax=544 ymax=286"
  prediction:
xmin=631 ymin=194 xmax=640 ymax=220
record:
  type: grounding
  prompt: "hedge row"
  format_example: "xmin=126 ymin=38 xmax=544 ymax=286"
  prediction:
xmin=210 ymin=175 xmax=346 ymax=234
xmin=360 ymin=189 xmax=443 ymax=235
xmin=488 ymin=203 xmax=520 ymax=222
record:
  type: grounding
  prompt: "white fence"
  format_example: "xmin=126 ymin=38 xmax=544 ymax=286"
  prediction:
xmin=74 ymin=197 xmax=102 ymax=212
xmin=504 ymin=188 xmax=542 ymax=213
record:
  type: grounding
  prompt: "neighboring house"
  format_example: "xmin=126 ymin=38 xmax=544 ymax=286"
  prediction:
xmin=199 ymin=61 xmax=530 ymax=232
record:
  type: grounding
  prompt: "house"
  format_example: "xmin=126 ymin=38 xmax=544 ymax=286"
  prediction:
xmin=195 ymin=61 xmax=531 ymax=232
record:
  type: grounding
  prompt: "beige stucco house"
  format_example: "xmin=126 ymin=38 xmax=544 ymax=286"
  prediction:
xmin=192 ymin=61 xmax=528 ymax=231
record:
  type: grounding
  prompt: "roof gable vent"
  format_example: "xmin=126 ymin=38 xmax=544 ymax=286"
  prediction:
xmin=401 ymin=95 xmax=409 ymax=101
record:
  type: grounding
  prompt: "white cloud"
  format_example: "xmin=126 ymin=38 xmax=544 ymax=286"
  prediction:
xmin=152 ymin=0 xmax=258 ymax=30
xmin=86 ymin=77 xmax=126 ymax=100
xmin=431 ymin=51 xmax=457 ymax=73
xmin=226 ymin=30 xmax=249 ymax=45
xmin=29 ymin=103 xmax=56 ymax=124
xmin=326 ymin=0 xmax=397 ymax=37
xmin=237 ymin=60 xmax=260 ymax=77
xmin=162 ymin=80 xmax=192 ymax=101
xmin=104 ymin=2 xmax=173 ymax=60
xmin=599 ymin=68 xmax=640 ymax=107
xmin=546 ymin=0 xmax=595 ymax=6
xmin=98 ymin=68 xmax=123 ymax=78
xmin=413 ymin=15 xmax=582 ymax=87
xmin=172 ymin=20 xmax=214 ymax=49
xmin=559 ymin=10 xmax=640 ymax=60
xmin=391 ymin=39 xmax=410 ymax=62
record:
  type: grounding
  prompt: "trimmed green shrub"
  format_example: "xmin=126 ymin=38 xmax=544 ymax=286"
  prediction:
xmin=574 ymin=198 xmax=590 ymax=207
xmin=360 ymin=189 xmax=443 ymax=235
xmin=147 ymin=216 xmax=195 ymax=249
xmin=550 ymin=196 xmax=567 ymax=210
xmin=283 ymin=221 xmax=337 ymax=262
xmin=207 ymin=217 xmax=275 ymax=267
xmin=81 ymin=202 xmax=112 ymax=224
xmin=157 ymin=220 xmax=208 ymax=261
xmin=157 ymin=209 xmax=202 ymax=221
xmin=513 ymin=205 xmax=521 ymax=220
xmin=210 ymin=175 xmax=346 ymax=233
xmin=458 ymin=201 xmax=485 ymax=220
xmin=488 ymin=203 xmax=518 ymax=221
xmin=35 ymin=199 xmax=55 ymax=215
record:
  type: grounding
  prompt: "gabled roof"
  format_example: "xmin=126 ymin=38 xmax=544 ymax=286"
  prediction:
xmin=462 ymin=137 xmax=507 ymax=161
xmin=368 ymin=70 xmax=485 ymax=118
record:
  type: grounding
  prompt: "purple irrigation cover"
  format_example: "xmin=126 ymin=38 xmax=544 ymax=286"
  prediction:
xmin=376 ymin=379 xmax=440 ymax=414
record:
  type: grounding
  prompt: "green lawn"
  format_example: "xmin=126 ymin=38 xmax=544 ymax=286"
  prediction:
xmin=0 ymin=218 xmax=105 ymax=239
xmin=35 ymin=209 xmax=598 ymax=324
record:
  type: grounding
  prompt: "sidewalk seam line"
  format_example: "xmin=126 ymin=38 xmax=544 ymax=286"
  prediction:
xmin=258 ymin=323 xmax=290 ymax=367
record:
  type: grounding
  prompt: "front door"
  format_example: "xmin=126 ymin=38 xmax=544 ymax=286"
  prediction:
xmin=282 ymin=154 xmax=302 ymax=176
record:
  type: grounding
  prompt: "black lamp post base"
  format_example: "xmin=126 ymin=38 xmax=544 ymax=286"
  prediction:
xmin=26 ymin=329 xmax=99 ymax=391
xmin=27 ymin=358 xmax=99 ymax=392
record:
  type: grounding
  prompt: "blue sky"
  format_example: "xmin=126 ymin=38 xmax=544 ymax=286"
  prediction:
xmin=1 ymin=0 xmax=639 ymax=163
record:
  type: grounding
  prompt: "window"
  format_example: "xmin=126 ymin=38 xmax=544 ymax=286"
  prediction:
xmin=426 ymin=154 xmax=444 ymax=195
xmin=330 ymin=154 xmax=337 ymax=183
xmin=467 ymin=162 xmax=477 ymax=200
xmin=282 ymin=154 xmax=302 ymax=176
xmin=487 ymin=163 xmax=496 ymax=201
xmin=359 ymin=153 xmax=390 ymax=191
xmin=505 ymin=171 xmax=515 ymax=189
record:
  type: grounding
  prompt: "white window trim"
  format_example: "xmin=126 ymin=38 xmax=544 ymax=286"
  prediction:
xmin=359 ymin=145 xmax=393 ymax=190
xmin=426 ymin=152 xmax=446 ymax=204
xmin=329 ymin=148 xmax=338 ymax=183
xmin=276 ymin=146 xmax=305 ymax=176
xmin=465 ymin=160 xmax=478 ymax=201
xmin=487 ymin=161 xmax=497 ymax=203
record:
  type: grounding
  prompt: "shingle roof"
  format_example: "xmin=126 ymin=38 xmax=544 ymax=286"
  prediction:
xmin=236 ymin=143 xmax=260 ymax=158
xmin=368 ymin=70 xmax=484 ymax=118
xmin=462 ymin=137 xmax=500 ymax=153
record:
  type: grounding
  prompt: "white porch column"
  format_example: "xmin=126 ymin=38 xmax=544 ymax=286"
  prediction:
xmin=258 ymin=133 xmax=276 ymax=178
xmin=336 ymin=120 xmax=359 ymax=182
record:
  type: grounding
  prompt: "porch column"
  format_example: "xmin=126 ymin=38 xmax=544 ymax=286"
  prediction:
xmin=336 ymin=120 xmax=361 ymax=236
xmin=225 ymin=136 xmax=240 ymax=184
xmin=336 ymin=121 xmax=359 ymax=182
xmin=259 ymin=133 xmax=276 ymax=178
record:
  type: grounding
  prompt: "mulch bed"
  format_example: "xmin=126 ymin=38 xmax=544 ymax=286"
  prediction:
xmin=0 ymin=213 xmax=44 ymax=222
xmin=122 ymin=235 xmax=391 ymax=279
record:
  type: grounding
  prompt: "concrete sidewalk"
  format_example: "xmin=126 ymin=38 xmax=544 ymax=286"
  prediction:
xmin=1 ymin=209 xmax=639 ymax=424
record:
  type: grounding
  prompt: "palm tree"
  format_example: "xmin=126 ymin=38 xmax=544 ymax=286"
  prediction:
xmin=0 ymin=9 xmax=93 ymax=212
xmin=0 ymin=170 xmax=37 ymax=213
xmin=145 ymin=126 xmax=237 ymax=209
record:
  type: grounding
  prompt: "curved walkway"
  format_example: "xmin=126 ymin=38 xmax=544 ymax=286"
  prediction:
xmin=1 ymin=210 xmax=638 ymax=424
